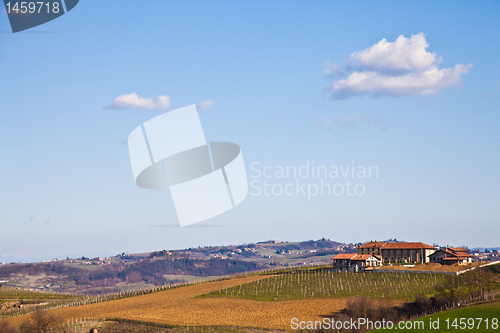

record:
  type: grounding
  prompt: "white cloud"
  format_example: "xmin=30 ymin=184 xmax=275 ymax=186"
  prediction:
xmin=325 ymin=33 xmax=472 ymax=99
xmin=106 ymin=92 xmax=170 ymax=110
xmin=197 ymin=99 xmax=217 ymax=110
xmin=348 ymin=33 xmax=442 ymax=73
xmin=330 ymin=64 xmax=472 ymax=98
xmin=323 ymin=60 xmax=344 ymax=78
xmin=2 ymin=253 xmax=24 ymax=258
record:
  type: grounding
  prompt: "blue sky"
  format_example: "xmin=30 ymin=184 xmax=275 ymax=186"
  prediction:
xmin=1 ymin=0 xmax=499 ymax=263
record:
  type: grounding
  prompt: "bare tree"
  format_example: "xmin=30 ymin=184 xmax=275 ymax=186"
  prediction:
xmin=19 ymin=309 xmax=62 ymax=333
xmin=477 ymin=268 xmax=494 ymax=296
xmin=460 ymin=267 xmax=495 ymax=299
xmin=435 ymin=276 xmax=464 ymax=304
xmin=460 ymin=269 xmax=481 ymax=298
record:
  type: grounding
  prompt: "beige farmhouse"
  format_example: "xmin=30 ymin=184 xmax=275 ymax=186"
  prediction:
xmin=357 ymin=241 xmax=436 ymax=264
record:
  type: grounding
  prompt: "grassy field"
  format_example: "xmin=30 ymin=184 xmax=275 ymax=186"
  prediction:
xmin=0 ymin=287 xmax=76 ymax=301
xmin=375 ymin=300 xmax=500 ymax=332
xmin=201 ymin=270 xmax=446 ymax=301
xmin=0 ymin=287 xmax=80 ymax=319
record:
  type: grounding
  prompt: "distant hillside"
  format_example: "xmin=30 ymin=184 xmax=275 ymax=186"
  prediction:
xmin=0 ymin=238 xmax=353 ymax=295
xmin=472 ymin=247 xmax=500 ymax=252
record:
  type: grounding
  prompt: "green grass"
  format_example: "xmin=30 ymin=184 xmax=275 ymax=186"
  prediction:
xmin=0 ymin=288 xmax=77 ymax=300
xmin=0 ymin=287 xmax=81 ymax=318
xmin=200 ymin=270 xmax=446 ymax=301
xmin=375 ymin=300 xmax=500 ymax=332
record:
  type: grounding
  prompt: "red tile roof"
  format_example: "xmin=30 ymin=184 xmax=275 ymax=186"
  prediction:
xmin=332 ymin=253 xmax=356 ymax=260
xmin=429 ymin=248 xmax=472 ymax=258
xmin=443 ymin=257 xmax=471 ymax=261
xmin=448 ymin=247 xmax=469 ymax=253
xmin=431 ymin=249 xmax=454 ymax=255
xmin=351 ymin=254 xmax=374 ymax=261
xmin=359 ymin=241 xmax=387 ymax=248
xmin=358 ymin=241 xmax=437 ymax=250
xmin=381 ymin=242 xmax=436 ymax=250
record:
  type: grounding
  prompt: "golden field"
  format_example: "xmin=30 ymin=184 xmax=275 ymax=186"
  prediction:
xmin=1 ymin=275 xmax=404 ymax=330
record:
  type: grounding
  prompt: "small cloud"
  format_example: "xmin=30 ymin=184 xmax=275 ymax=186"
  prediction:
xmin=24 ymin=216 xmax=51 ymax=226
xmin=3 ymin=253 xmax=24 ymax=258
xmin=106 ymin=92 xmax=170 ymax=110
xmin=325 ymin=33 xmax=472 ymax=99
xmin=315 ymin=115 xmax=386 ymax=132
xmin=1 ymin=9 xmax=7 ymax=17
xmin=197 ymin=99 xmax=217 ymax=110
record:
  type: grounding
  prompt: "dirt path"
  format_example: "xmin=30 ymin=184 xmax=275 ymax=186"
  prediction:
xmin=2 ymin=275 xmax=402 ymax=330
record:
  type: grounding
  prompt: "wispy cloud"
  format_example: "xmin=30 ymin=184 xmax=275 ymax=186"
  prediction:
xmin=325 ymin=33 xmax=472 ymax=99
xmin=197 ymin=99 xmax=217 ymax=110
xmin=315 ymin=115 xmax=387 ymax=132
xmin=24 ymin=216 xmax=52 ymax=226
xmin=106 ymin=92 xmax=170 ymax=110
xmin=3 ymin=253 xmax=24 ymax=258
xmin=323 ymin=60 xmax=345 ymax=79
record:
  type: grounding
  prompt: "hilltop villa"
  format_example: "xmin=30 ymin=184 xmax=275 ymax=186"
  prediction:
xmin=332 ymin=241 xmax=438 ymax=272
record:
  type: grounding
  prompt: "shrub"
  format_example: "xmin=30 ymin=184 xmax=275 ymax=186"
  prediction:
xmin=18 ymin=309 xmax=62 ymax=333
